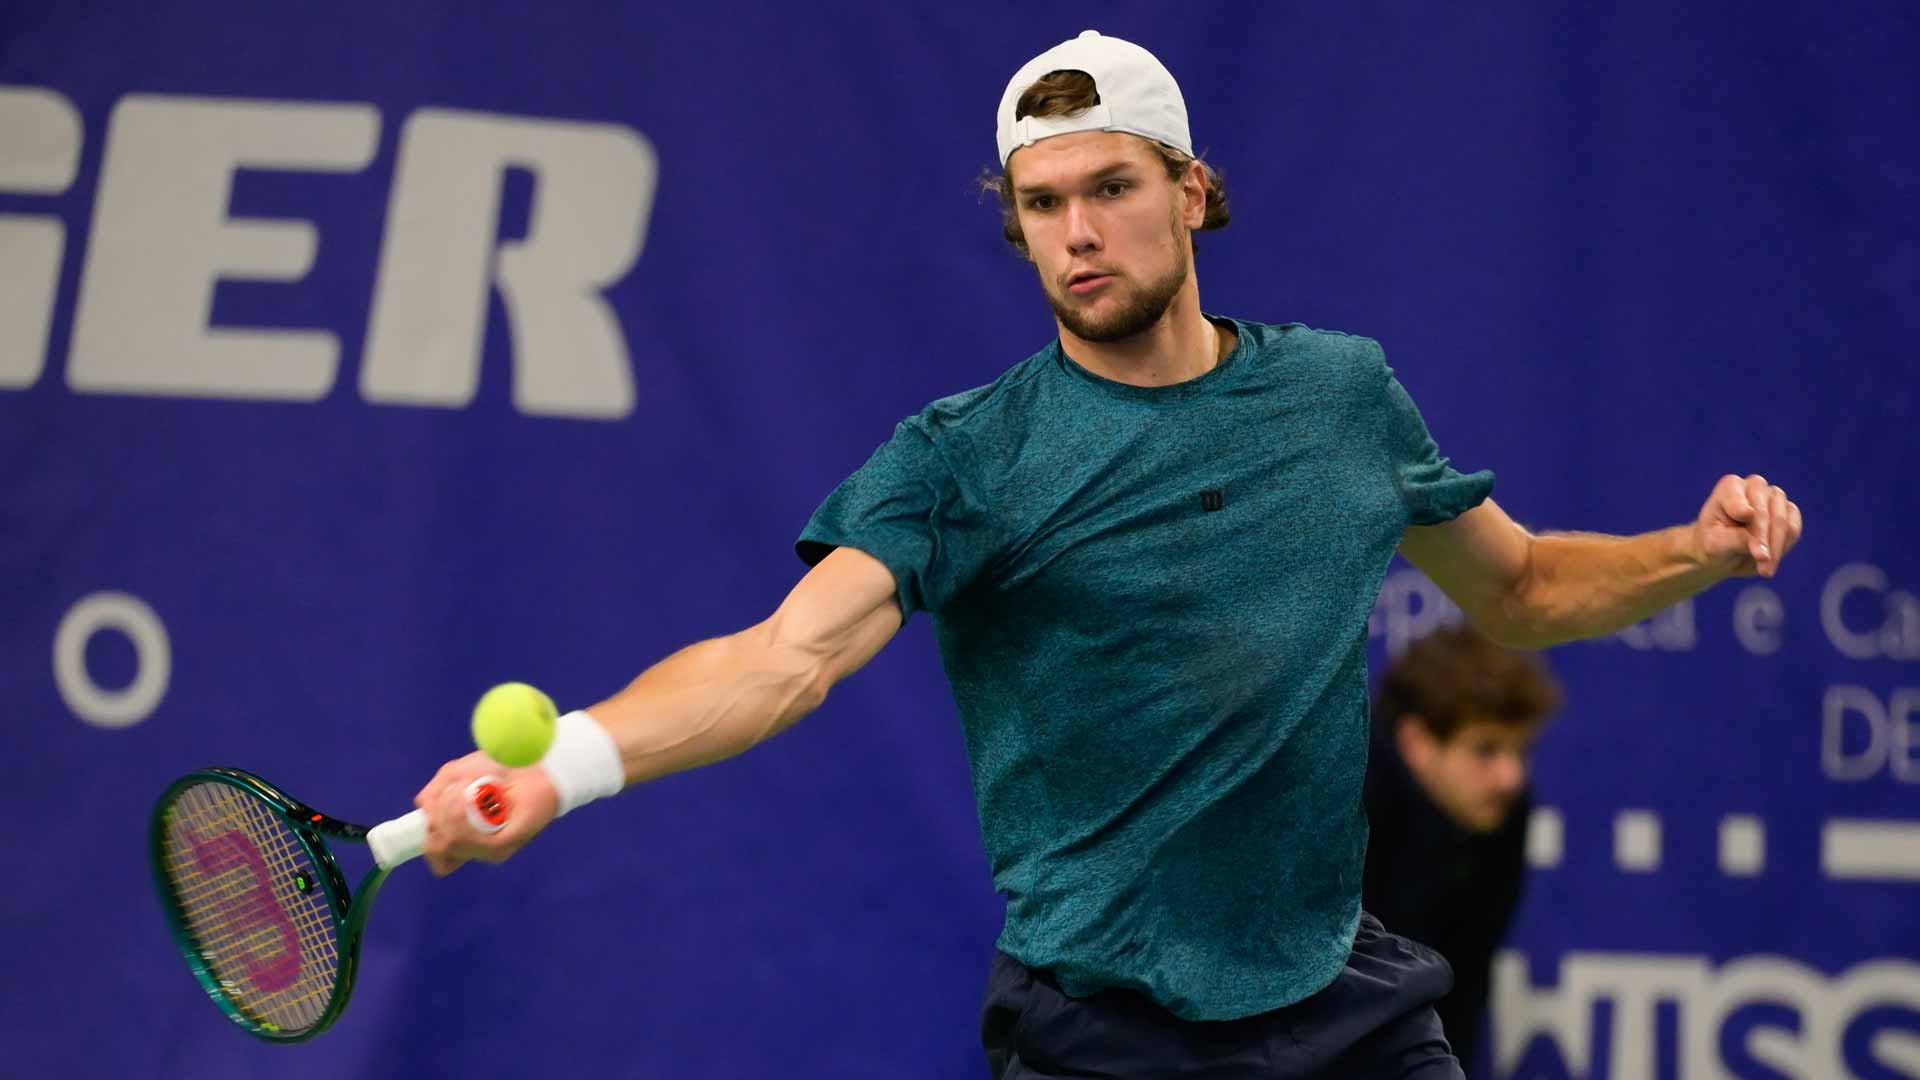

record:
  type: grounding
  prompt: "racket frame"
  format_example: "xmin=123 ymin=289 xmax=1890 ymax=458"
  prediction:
xmin=150 ymin=767 xmax=400 ymax=1043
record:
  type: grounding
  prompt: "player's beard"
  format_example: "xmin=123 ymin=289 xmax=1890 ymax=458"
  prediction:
xmin=1047 ymin=256 xmax=1188 ymax=343
xmin=1046 ymin=211 xmax=1192 ymax=343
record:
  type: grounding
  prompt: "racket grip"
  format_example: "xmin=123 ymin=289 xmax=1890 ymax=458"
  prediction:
xmin=368 ymin=810 xmax=428 ymax=869
xmin=462 ymin=777 xmax=511 ymax=835
xmin=368 ymin=780 xmax=510 ymax=870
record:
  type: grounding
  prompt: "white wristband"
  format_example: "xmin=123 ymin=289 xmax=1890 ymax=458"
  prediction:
xmin=541 ymin=710 xmax=625 ymax=816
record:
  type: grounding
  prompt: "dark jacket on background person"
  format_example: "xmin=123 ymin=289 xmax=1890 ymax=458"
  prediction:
xmin=1362 ymin=735 xmax=1531 ymax=1073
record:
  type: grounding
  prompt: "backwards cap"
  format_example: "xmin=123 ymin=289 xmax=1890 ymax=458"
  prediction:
xmin=995 ymin=30 xmax=1192 ymax=168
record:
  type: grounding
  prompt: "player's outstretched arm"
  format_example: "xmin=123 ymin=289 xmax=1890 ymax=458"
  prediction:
xmin=589 ymin=544 xmax=905 ymax=780
xmin=1399 ymin=474 xmax=1802 ymax=650
xmin=415 ymin=546 xmax=904 ymax=874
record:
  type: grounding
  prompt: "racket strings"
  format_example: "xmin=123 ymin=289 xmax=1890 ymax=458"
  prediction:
xmin=160 ymin=782 xmax=342 ymax=1034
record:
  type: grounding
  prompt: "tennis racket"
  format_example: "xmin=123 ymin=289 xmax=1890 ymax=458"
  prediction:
xmin=150 ymin=766 xmax=510 ymax=1041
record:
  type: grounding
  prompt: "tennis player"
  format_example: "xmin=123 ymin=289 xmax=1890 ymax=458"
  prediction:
xmin=414 ymin=31 xmax=1803 ymax=1078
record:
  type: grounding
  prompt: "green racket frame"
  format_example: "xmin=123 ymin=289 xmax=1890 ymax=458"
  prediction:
xmin=150 ymin=767 xmax=402 ymax=1043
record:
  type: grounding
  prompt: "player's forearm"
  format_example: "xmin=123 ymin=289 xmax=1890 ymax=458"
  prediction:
xmin=585 ymin=625 xmax=832 ymax=787
xmin=1505 ymin=525 xmax=1726 ymax=648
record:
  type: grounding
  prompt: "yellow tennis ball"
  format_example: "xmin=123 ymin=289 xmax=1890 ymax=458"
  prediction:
xmin=470 ymin=682 xmax=558 ymax=767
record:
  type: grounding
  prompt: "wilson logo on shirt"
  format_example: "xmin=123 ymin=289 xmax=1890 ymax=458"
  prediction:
xmin=1200 ymin=490 xmax=1226 ymax=512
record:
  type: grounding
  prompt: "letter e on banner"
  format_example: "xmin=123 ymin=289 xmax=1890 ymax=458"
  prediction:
xmin=67 ymin=94 xmax=379 ymax=399
xmin=1734 ymin=584 xmax=1785 ymax=656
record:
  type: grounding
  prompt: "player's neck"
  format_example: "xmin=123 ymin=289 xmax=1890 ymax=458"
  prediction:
xmin=1058 ymin=281 xmax=1231 ymax=389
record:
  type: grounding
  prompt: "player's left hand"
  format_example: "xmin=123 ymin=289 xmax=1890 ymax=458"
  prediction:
xmin=1693 ymin=473 xmax=1802 ymax=579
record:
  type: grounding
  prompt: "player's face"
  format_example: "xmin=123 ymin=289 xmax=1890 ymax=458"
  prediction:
xmin=1007 ymin=132 xmax=1203 ymax=342
xmin=1405 ymin=716 xmax=1540 ymax=833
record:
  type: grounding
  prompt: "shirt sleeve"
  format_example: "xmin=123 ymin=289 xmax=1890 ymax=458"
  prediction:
xmin=1373 ymin=341 xmax=1496 ymax=526
xmin=794 ymin=419 xmax=995 ymax=618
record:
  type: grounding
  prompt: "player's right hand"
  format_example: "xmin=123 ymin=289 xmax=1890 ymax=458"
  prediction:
xmin=413 ymin=751 xmax=560 ymax=876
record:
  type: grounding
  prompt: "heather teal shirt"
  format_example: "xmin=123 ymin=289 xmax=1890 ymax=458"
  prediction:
xmin=796 ymin=319 xmax=1493 ymax=1020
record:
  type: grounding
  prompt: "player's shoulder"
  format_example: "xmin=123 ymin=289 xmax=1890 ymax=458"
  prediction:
xmin=1232 ymin=318 xmax=1390 ymax=390
xmin=1244 ymin=319 xmax=1387 ymax=365
xmin=905 ymin=343 xmax=1057 ymax=440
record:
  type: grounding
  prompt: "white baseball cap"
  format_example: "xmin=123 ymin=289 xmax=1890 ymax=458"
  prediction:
xmin=995 ymin=30 xmax=1192 ymax=168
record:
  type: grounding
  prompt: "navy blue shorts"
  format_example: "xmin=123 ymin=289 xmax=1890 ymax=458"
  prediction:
xmin=980 ymin=912 xmax=1464 ymax=1079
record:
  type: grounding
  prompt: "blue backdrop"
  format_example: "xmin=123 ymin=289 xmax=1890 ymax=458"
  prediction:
xmin=3 ymin=2 xmax=1915 ymax=1077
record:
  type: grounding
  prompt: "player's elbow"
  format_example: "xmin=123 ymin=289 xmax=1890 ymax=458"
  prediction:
xmin=741 ymin=616 xmax=838 ymax=723
xmin=780 ymin=647 xmax=836 ymax=719
xmin=1481 ymin=532 xmax=1563 ymax=650
xmin=1468 ymin=576 xmax=1556 ymax=651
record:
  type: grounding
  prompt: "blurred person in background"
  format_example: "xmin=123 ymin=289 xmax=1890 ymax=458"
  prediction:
xmin=1364 ymin=624 xmax=1564 ymax=1074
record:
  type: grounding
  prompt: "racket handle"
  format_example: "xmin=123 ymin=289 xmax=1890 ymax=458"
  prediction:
xmin=462 ymin=776 xmax=511 ymax=835
xmin=366 ymin=778 xmax=512 ymax=870
xmin=368 ymin=810 xmax=427 ymax=869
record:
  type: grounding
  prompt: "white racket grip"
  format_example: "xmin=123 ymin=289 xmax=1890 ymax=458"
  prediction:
xmin=368 ymin=810 xmax=427 ymax=869
xmin=367 ymin=779 xmax=508 ymax=868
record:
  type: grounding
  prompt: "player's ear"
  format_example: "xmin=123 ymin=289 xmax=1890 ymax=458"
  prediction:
xmin=1395 ymin=713 xmax=1439 ymax=768
xmin=1179 ymin=159 xmax=1207 ymax=227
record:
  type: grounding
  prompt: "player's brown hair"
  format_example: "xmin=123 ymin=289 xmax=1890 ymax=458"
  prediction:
xmin=980 ymin=70 xmax=1231 ymax=259
xmin=1372 ymin=625 xmax=1565 ymax=741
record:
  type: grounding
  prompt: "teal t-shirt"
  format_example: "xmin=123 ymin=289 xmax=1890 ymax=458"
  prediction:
xmin=795 ymin=318 xmax=1493 ymax=1021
